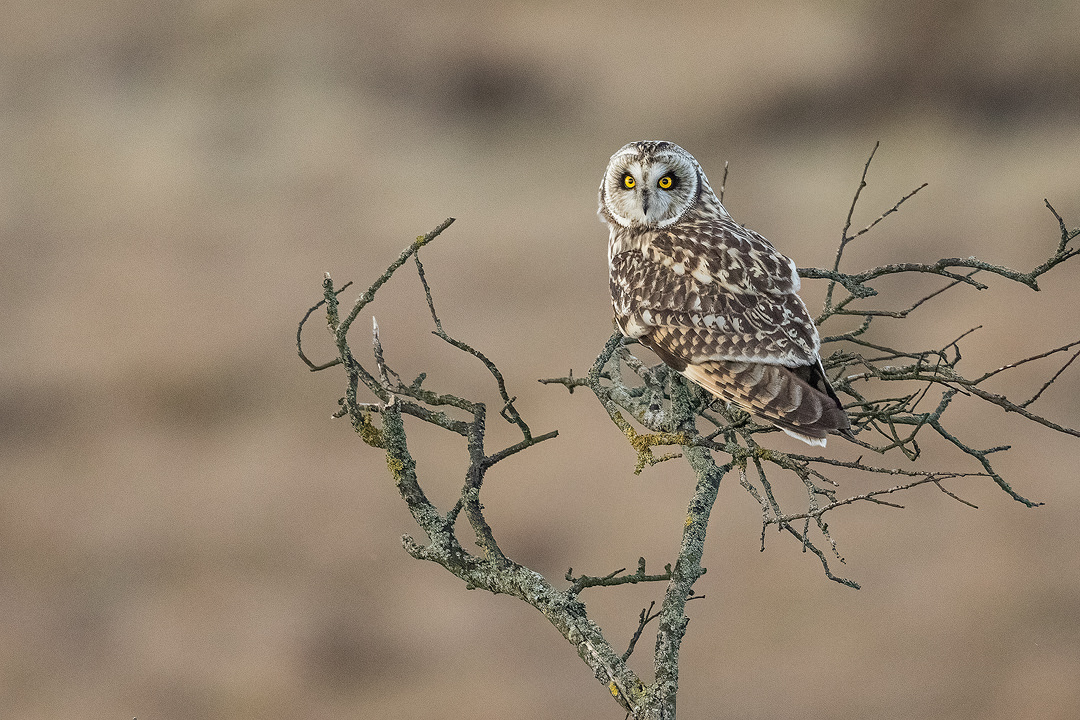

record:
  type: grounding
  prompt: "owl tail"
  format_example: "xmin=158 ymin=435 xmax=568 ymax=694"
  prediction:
xmin=681 ymin=359 xmax=851 ymax=447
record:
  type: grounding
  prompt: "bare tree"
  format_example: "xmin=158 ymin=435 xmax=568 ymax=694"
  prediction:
xmin=297 ymin=146 xmax=1079 ymax=719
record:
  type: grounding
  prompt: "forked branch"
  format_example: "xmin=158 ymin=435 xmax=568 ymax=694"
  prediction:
xmin=299 ymin=147 xmax=1079 ymax=718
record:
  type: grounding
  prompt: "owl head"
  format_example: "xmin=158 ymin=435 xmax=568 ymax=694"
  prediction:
xmin=598 ymin=141 xmax=719 ymax=229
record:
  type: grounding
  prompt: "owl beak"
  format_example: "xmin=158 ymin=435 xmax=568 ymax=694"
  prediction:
xmin=640 ymin=190 xmax=652 ymax=218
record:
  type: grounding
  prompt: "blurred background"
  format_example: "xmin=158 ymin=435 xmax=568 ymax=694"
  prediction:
xmin=3 ymin=1 xmax=1080 ymax=718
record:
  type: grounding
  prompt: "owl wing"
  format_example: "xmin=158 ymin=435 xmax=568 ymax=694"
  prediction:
xmin=610 ymin=222 xmax=849 ymax=445
xmin=609 ymin=221 xmax=819 ymax=366
xmin=646 ymin=327 xmax=849 ymax=445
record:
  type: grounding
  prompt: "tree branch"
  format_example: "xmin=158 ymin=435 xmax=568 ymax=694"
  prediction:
xmin=300 ymin=149 xmax=1079 ymax=717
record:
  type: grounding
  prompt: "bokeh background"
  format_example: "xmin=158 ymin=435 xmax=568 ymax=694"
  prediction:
xmin=3 ymin=1 xmax=1080 ymax=718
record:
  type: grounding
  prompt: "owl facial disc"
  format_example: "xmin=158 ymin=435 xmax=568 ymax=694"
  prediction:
xmin=599 ymin=141 xmax=702 ymax=229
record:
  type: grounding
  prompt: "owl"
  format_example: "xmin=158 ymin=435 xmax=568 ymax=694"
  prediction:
xmin=599 ymin=141 xmax=850 ymax=446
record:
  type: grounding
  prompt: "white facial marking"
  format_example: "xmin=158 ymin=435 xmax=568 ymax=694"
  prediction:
xmin=601 ymin=144 xmax=700 ymax=228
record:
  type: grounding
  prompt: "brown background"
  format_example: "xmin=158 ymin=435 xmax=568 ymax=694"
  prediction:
xmin=3 ymin=1 xmax=1080 ymax=718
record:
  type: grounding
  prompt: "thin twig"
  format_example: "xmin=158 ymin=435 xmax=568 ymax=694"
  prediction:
xmin=975 ymin=339 xmax=1080 ymax=383
xmin=297 ymin=280 xmax=353 ymax=370
xmin=1021 ymin=350 xmax=1080 ymax=408
xmin=622 ymin=601 xmax=660 ymax=662
xmin=825 ymin=141 xmax=879 ymax=310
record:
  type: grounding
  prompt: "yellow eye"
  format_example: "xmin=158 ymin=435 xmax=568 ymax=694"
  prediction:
xmin=622 ymin=174 xmax=636 ymax=189
xmin=658 ymin=175 xmax=673 ymax=189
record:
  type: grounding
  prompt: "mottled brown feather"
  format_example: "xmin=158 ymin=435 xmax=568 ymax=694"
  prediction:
xmin=601 ymin=141 xmax=852 ymax=446
xmin=645 ymin=326 xmax=850 ymax=446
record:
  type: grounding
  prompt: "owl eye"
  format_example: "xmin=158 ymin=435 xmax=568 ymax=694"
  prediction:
xmin=658 ymin=175 xmax=674 ymax=189
xmin=622 ymin=174 xmax=636 ymax=189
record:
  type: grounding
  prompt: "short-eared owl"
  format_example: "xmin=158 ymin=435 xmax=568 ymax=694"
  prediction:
xmin=599 ymin=141 xmax=850 ymax=446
